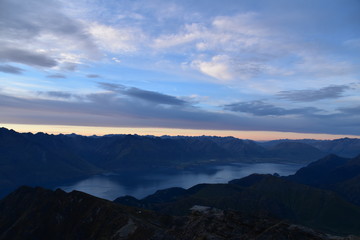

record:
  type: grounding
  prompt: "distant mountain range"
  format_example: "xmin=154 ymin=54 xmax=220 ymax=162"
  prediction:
xmin=1 ymin=127 xmax=360 ymax=197
xmin=259 ymin=138 xmax=360 ymax=158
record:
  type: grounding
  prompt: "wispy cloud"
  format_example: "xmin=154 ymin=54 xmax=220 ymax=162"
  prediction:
xmin=46 ymin=74 xmax=67 ymax=79
xmin=0 ymin=48 xmax=58 ymax=68
xmin=277 ymin=85 xmax=350 ymax=102
xmin=0 ymin=0 xmax=100 ymax=70
xmin=0 ymin=64 xmax=24 ymax=74
xmin=88 ymin=22 xmax=145 ymax=53
xmin=124 ymin=87 xmax=187 ymax=106
xmin=152 ymin=12 xmax=270 ymax=52
xmin=86 ymin=74 xmax=100 ymax=78
xmin=224 ymin=100 xmax=320 ymax=116
xmin=191 ymin=55 xmax=290 ymax=81
xmin=294 ymin=54 xmax=356 ymax=77
xmin=98 ymin=82 xmax=187 ymax=106
xmin=38 ymin=91 xmax=73 ymax=99
xmin=338 ymin=105 xmax=360 ymax=115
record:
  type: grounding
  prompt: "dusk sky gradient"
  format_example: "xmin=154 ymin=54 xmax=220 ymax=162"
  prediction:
xmin=1 ymin=0 xmax=359 ymax=140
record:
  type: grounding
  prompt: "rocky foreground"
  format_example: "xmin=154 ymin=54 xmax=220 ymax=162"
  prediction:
xmin=0 ymin=186 xmax=358 ymax=240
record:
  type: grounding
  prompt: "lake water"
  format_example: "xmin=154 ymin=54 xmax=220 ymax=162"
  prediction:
xmin=58 ymin=163 xmax=303 ymax=200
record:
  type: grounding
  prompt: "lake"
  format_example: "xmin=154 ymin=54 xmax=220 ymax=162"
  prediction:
xmin=58 ymin=163 xmax=303 ymax=200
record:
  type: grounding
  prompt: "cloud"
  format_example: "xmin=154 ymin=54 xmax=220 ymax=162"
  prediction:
xmin=149 ymin=7 xmax=358 ymax=83
xmin=0 ymin=91 xmax=204 ymax=129
xmin=294 ymin=54 xmax=356 ymax=77
xmin=97 ymin=82 xmax=122 ymax=91
xmin=112 ymin=57 xmax=121 ymax=63
xmin=0 ymin=48 xmax=58 ymax=68
xmin=191 ymin=55 xmax=291 ymax=81
xmin=0 ymin=64 xmax=24 ymax=74
xmin=38 ymin=91 xmax=73 ymax=99
xmin=277 ymin=85 xmax=350 ymax=102
xmin=86 ymin=74 xmax=100 ymax=78
xmin=152 ymin=23 xmax=206 ymax=49
xmin=123 ymin=87 xmax=187 ymax=106
xmin=338 ymin=105 xmax=360 ymax=115
xmin=46 ymin=74 xmax=67 ymax=79
xmin=60 ymin=62 xmax=78 ymax=71
xmin=211 ymin=12 xmax=270 ymax=37
xmin=0 ymin=1 xmax=359 ymax=137
xmin=97 ymin=82 xmax=187 ymax=106
xmin=88 ymin=22 xmax=144 ymax=53
xmin=0 ymin=0 xmax=99 ymax=70
xmin=153 ymin=12 xmax=269 ymax=51
xmin=150 ymin=12 xmax=296 ymax=81
xmin=192 ymin=55 xmax=234 ymax=81
xmin=224 ymin=100 xmax=320 ymax=116
xmin=0 ymin=91 xmax=358 ymax=135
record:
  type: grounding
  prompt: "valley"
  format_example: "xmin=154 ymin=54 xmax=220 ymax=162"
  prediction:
xmin=1 ymin=127 xmax=360 ymax=198
xmin=58 ymin=162 xmax=302 ymax=200
xmin=1 ymin=127 xmax=360 ymax=238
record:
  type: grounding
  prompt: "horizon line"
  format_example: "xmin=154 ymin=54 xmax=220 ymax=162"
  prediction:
xmin=2 ymin=123 xmax=360 ymax=141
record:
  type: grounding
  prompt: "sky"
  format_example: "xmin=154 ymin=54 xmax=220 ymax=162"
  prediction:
xmin=0 ymin=0 xmax=360 ymax=140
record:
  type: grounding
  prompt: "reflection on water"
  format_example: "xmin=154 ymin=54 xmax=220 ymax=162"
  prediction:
xmin=58 ymin=163 xmax=302 ymax=200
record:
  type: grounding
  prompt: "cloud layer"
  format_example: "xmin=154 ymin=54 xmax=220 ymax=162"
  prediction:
xmin=224 ymin=101 xmax=320 ymax=116
xmin=0 ymin=0 xmax=359 ymax=137
xmin=0 ymin=0 xmax=100 ymax=71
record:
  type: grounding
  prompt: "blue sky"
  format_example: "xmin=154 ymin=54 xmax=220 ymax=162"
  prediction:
xmin=0 ymin=0 xmax=360 ymax=138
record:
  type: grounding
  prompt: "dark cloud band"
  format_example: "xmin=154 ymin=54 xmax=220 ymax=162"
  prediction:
xmin=0 ymin=64 xmax=24 ymax=74
xmin=98 ymin=82 xmax=187 ymax=106
xmin=0 ymin=48 xmax=57 ymax=67
xmin=277 ymin=85 xmax=350 ymax=102
xmin=224 ymin=100 xmax=320 ymax=116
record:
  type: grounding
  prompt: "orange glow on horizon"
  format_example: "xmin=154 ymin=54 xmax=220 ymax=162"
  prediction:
xmin=1 ymin=123 xmax=359 ymax=141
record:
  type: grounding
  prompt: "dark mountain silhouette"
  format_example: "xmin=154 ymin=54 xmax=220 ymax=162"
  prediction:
xmin=0 ymin=186 xmax=354 ymax=240
xmin=310 ymin=138 xmax=360 ymax=157
xmin=0 ymin=186 xmax=166 ymax=240
xmin=266 ymin=142 xmax=325 ymax=163
xmin=287 ymin=154 xmax=360 ymax=205
xmin=260 ymin=138 xmax=360 ymax=158
xmin=0 ymin=128 xmax=301 ymax=196
xmin=1 ymin=126 xmax=360 ymax=239
xmin=0 ymin=128 xmax=101 ymax=196
xmin=1 ymin=127 xmax=360 ymax=198
xmin=115 ymin=173 xmax=360 ymax=236
xmin=115 ymin=154 xmax=360 ymax=235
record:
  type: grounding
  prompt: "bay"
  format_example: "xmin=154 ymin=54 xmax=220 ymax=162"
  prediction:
xmin=58 ymin=163 xmax=303 ymax=200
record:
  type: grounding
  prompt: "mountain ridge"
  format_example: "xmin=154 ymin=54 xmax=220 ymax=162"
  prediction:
xmin=1 ymin=127 xmax=360 ymax=198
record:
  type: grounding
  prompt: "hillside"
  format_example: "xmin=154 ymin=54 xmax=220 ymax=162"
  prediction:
xmin=266 ymin=142 xmax=325 ymax=163
xmin=115 ymin=173 xmax=360 ymax=236
xmin=287 ymin=154 xmax=360 ymax=205
xmin=0 ymin=186 xmax=354 ymax=240
xmin=0 ymin=128 xmax=101 ymax=196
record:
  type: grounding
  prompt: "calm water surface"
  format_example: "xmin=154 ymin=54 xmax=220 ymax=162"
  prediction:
xmin=58 ymin=163 xmax=303 ymax=200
